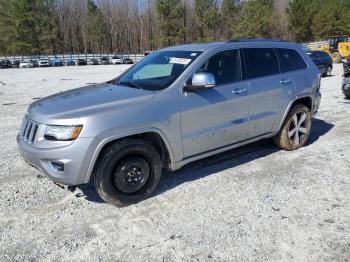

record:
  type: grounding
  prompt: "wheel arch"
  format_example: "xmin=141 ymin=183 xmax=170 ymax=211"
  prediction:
xmin=277 ymin=95 xmax=313 ymax=131
xmin=84 ymin=129 xmax=175 ymax=184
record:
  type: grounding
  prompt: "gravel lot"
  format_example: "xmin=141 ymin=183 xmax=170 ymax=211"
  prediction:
xmin=0 ymin=64 xmax=349 ymax=262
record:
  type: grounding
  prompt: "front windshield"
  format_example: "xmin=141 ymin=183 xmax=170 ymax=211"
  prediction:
xmin=115 ymin=50 xmax=202 ymax=91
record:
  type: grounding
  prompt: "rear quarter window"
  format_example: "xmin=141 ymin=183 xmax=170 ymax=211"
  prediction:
xmin=244 ymin=48 xmax=280 ymax=79
xmin=276 ymin=48 xmax=307 ymax=72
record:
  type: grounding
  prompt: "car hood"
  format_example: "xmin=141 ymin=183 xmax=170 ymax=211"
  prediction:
xmin=28 ymin=83 xmax=156 ymax=121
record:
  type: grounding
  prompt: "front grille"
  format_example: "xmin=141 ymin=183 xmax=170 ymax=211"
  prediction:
xmin=20 ymin=117 xmax=39 ymax=144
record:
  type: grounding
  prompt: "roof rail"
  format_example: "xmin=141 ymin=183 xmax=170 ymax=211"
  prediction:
xmin=226 ymin=38 xmax=288 ymax=43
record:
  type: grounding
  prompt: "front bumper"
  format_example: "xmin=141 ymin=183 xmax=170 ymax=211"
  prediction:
xmin=17 ymin=135 xmax=97 ymax=185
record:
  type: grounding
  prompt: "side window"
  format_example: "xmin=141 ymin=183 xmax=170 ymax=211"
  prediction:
xmin=196 ymin=49 xmax=241 ymax=85
xmin=276 ymin=48 xmax=307 ymax=73
xmin=245 ymin=48 xmax=280 ymax=78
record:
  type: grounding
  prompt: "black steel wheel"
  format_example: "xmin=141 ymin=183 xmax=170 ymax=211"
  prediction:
xmin=112 ymin=156 xmax=151 ymax=194
xmin=93 ymin=139 xmax=162 ymax=207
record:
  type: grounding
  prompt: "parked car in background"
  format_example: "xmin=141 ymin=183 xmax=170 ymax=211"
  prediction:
xmin=342 ymin=59 xmax=350 ymax=98
xmin=0 ymin=60 xmax=4 ymax=69
xmin=30 ymin=58 xmax=40 ymax=67
xmin=52 ymin=59 xmax=63 ymax=67
xmin=5 ymin=60 xmax=12 ymax=68
xmin=19 ymin=59 xmax=35 ymax=68
xmin=12 ymin=60 xmax=21 ymax=68
xmin=342 ymin=78 xmax=350 ymax=98
xmin=17 ymin=40 xmax=321 ymax=206
xmin=76 ymin=59 xmax=87 ymax=66
xmin=111 ymin=56 xmax=123 ymax=64
xmin=38 ymin=58 xmax=52 ymax=67
xmin=0 ymin=60 xmax=12 ymax=68
xmin=307 ymin=50 xmax=333 ymax=77
xmin=88 ymin=58 xmax=99 ymax=65
xmin=123 ymin=57 xmax=134 ymax=64
xmin=65 ymin=59 xmax=75 ymax=66
xmin=100 ymin=57 xmax=110 ymax=65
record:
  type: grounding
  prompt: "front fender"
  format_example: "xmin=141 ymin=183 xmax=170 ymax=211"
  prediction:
xmin=83 ymin=127 xmax=175 ymax=183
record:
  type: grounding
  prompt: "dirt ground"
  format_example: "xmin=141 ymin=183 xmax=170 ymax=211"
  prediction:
xmin=0 ymin=64 xmax=349 ymax=262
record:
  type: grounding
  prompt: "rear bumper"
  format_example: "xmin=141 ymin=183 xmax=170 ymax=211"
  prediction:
xmin=17 ymin=135 xmax=97 ymax=185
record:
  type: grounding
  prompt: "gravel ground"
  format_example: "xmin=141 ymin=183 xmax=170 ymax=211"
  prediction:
xmin=0 ymin=64 xmax=349 ymax=262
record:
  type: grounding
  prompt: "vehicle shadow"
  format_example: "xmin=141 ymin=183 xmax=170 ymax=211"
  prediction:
xmin=78 ymin=117 xmax=334 ymax=204
xmin=306 ymin=118 xmax=334 ymax=145
xmin=323 ymin=74 xmax=335 ymax=78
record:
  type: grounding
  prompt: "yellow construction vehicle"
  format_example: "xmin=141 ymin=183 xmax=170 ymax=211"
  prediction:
xmin=307 ymin=36 xmax=350 ymax=63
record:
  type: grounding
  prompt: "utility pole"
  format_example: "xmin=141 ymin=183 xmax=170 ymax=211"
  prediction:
xmin=148 ymin=0 xmax=152 ymax=50
xmin=183 ymin=0 xmax=187 ymax=44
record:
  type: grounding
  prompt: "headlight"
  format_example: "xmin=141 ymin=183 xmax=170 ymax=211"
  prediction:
xmin=44 ymin=125 xmax=83 ymax=141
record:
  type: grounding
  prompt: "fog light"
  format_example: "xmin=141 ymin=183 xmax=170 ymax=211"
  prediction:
xmin=51 ymin=161 xmax=64 ymax=172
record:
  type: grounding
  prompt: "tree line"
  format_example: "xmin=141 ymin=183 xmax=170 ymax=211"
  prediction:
xmin=1 ymin=0 xmax=350 ymax=56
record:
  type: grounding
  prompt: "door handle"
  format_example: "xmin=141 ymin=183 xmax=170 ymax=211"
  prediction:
xmin=280 ymin=79 xmax=293 ymax=85
xmin=232 ymin=88 xmax=247 ymax=95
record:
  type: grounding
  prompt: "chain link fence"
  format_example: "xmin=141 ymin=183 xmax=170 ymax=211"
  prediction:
xmin=0 ymin=53 xmax=145 ymax=64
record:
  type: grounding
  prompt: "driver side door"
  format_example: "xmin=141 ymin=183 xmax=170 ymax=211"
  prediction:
xmin=180 ymin=49 xmax=250 ymax=158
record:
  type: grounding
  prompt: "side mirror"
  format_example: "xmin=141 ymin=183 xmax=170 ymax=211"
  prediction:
xmin=184 ymin=72 xmax=216 ymax=92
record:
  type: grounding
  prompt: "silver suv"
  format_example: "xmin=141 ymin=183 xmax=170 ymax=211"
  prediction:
xmin=17 ymin=40 xmax=321 ymax=206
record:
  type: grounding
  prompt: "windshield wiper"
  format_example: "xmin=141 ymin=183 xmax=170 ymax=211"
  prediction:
xmin=117 ymin=81 xmax=142 ymax=89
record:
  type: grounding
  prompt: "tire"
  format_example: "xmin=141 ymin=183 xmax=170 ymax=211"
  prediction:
xmin=323 ymin=66 xmax=332 ymax=77
xmin=345 ymin=94 xmax=350 ymax=99
xmin=273 ymin=104 xmax=312 ymax=151
xmin=93 ymin=139 xmax=162 ymax=207
xmin=332 ymin=52 xmax=342 ymax=63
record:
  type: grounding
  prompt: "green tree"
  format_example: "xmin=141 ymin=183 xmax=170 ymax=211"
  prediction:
xmin=0 ymin=0 xmax=61 ymax=55
xmin=234 ymin=0 xmax=275 ymax=39
xmin=39 ymin=0 xmax=61 ymax=54
xmin=221 ymin=0 xmax=240 ymax=39
xmin=7 ymin=0 xmax=41 ymax=55
xmin=86 ymin=0 xmax=109 ymax=53
xmin=195 ymin=0 xmax=219 ymax=41
xmin=0 ymin=0 xmax=11 ymax=55
xmin=311 ymin=0 xmax=350 ymax=40
xmin=287 ymin=0 xmax=316 ymax=42
xmin=156 ymin=0 xmax=184 ymax=47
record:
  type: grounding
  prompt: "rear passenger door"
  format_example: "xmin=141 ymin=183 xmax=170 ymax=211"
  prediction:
xmin=243 ymin=47 xmax=295 ymax=138
xmin=275 ymin=48 xmax=311 ymax=95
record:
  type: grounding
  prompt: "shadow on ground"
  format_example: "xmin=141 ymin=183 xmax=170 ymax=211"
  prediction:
xmin=79 ymin=118 xmax=334 ymax=204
